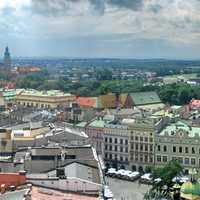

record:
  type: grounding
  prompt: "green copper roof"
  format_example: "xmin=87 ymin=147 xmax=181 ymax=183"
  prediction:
xmin=130 ymin=91 xmax=161 ymax=106
xmin=76 ymin=122 xmax=87 ymax=128
xmin=88 ymin=119 xmax=105 ymax=128
xmin=159 ymin=121 xmax=200 ymax=137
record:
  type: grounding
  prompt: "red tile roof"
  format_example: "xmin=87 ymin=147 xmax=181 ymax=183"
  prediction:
xmin=77 ymin=97 xmax=97 ymax=108
xmin=0 ymin=173 xmax=26 ymax=190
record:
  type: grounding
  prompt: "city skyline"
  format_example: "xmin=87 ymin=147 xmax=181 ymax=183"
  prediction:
xmin=1 ymin=0 xmax=200 ymax=59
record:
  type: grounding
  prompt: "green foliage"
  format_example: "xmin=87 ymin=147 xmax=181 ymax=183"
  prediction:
xmin=152 ymin=160 xmax=183 ymax=188
xmin=144 ymin=161 xmax=183 ymax=200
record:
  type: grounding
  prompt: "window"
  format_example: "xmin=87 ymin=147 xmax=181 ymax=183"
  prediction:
xmin=125 ymin=140 xmax=128 ymax=145
xmin=173 ymin=146 xmax=176 ymax=153
xmin=191 ymin=158 xmax=196 ymax=165
xmin=192 ymin=147 xmax=195 ymax=154
xmin=131 ymin=136 xmax=134 ymax=140
xmin=120 ymin=139 xmax=123 ymax=144
xmin=157 ymin=145 xmax=161 ymax=151
xmin=120 ymin=147 xmax=123 ymax=152
xmin=114 ymin=146 xmax=117 ymax=151
xmin=105 ymin=137 xmax=108 ymax=142
xmin=109 ymin=138 xmax=112 ymax=143
xmin=144 ymin=155 xmax=148 ymax=162
xmin=136 ymin=144 xmax=138 ymax=150
xmin=145 ymin=137 xmax=148 ymax=142
xmin=179 ymin=146 xmax=182 ymax=153
xmin=125 ymin=147 xmax=128 ymax=153
xmin=140 ymin=137 xmax=143 ymax=142
xmin=157 ymin=155 xmax=161 ymax=162
xmin=140 ymin=145 xmax=143 ymax=151
xmin=135 ymin=136 xmax=138 ymax=141
xmin=163 ymin=145 xmax=167 ymax=152
xmin=150 ymin=138 xmax=153 ymax=142
xmin=120 ymin=156 xmax=123 ymax=161
xmin=140 ymin=156 xmax=143 ymax=162
xmin=109 ymin=146 xmax=112 ymax=151
xmin=131 ymin=143 xmax=134 ymax=149
xmin=163 ymin=156 xmax=167 ymax=162
xmin=185 ymin=158 xmax=189 ymax=165
xmin=185 ymin=147 xmax=189 ymax=154
xmin=178 ymin=157 xmax=183 ymax=164
xmin=125 ymin=157 xmax=128 ymax=162
xmin=150 ymin=145 xmax=153 ymax=152
xmin=145 ymin=145 xmax=148 ymax=151
xmin=105 ymin=145 xmax=107 ymax=150
xmin=115 ymin=154 xmax=117 ymax=160
xmin=105 ymin=153 xmax=108 ymax=159
xmin=114 ymin=138 xmax=118 ymax=144
xmin=149 ymin=156 xmax=153 ymax=163
xmin=109 ymin=154 xmax=112 ymax=159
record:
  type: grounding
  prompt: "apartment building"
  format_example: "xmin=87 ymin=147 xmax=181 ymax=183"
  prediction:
xmin=103 ymin=123 xmax=129 ymax=169
xmin=155 ymin=121 xmax=200 ymax=174
xmin=128 ymin=119 xmax=155 ymax=172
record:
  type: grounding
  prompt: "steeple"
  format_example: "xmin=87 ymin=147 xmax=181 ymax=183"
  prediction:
xmin=4 ymin=46 xmax=11 ymax=68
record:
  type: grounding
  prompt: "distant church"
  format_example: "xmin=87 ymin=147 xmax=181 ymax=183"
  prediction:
xmin=4 ymin=46 xmax=11 ymax=68
xmin=0 ymin=46 xmax=12 ymax=70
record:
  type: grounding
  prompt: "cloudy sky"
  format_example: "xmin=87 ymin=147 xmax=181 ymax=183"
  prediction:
xmin=0 ymin=0 xmax=200 ymax=59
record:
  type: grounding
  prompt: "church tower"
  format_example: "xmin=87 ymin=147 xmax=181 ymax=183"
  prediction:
xmin=4 ymin=46 xmax=11 ymax=68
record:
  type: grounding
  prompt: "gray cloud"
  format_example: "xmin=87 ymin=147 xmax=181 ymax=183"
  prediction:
xmin=31 ymin=0 xmax=143 ymax=16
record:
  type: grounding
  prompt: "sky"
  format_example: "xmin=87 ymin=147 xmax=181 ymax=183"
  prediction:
xmin=0 ymin=0 xmax=200 ymax=59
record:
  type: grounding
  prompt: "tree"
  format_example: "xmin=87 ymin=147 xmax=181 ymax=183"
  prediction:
xmin=144 ymin=160 xmax=183 ymax=200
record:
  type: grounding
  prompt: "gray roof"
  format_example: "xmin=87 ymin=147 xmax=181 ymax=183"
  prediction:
xmin=0 ymin=189 xmax=29 ymax=200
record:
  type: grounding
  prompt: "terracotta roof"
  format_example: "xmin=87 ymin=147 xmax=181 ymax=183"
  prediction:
xmin=77 ymin=97 xmax=98 ymax=108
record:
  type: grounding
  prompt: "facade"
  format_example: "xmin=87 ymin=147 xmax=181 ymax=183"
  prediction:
xmin=155 ymin=121 xmax=200 ymax=174
xmin=84 ymin=119 xmax=105 ymax=155
xmin=16 ymin=89 xmax=76 ymax=109
xmin=128 ymin=120 xmax=156 ymax=172
xmin=103 ymin=123 xmax=129 ymax=169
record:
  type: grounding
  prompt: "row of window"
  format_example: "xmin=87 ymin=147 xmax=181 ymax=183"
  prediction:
xmin=130 ymin=154 xmax=153 ymax=163
xmin=130 ymin=136 xmax=153 ymax=142
xmin=157 ymin=145 xmax=197 ymax=154
xmin=104 ymin=137 xmax=128 ymax=145
xmin=105 ymin=145 xmax=128 ymax=153
xmin=131 ymin=143 xmax=153 ymax=152
xmin=156 ymin=155 xmax=198 ymax=166
xmin=105 ymin=153 xmax=128 ymax=162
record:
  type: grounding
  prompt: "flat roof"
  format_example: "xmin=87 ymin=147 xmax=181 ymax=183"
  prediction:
xmin=20 ymin=89 xmax=73 ymax=97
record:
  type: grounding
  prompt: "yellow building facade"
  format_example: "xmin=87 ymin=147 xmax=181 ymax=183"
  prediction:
xmin=16 ymin=89 xmax=76 ymax=109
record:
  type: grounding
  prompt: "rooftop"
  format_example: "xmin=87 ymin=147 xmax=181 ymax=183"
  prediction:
xmin=130 ymin=91 xmax=162 ymax=106
xmin=19 ymin=89 xmax=73 ymax=97
xmin=31 ymin=186 xmax=98 ymax=200
xmin=159 ymin=121 xmax=200 ymax=137
xmin=88 ymin=119 xmax=105 ymax=128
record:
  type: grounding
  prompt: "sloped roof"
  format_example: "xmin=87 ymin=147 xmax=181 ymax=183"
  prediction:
xmin=77 ymin=97 xmax=98 ymax=108
xmin=130 ymin=91 xmax=161 ymax=106
xmin=98 ymin=93 xmax=116 ymax=108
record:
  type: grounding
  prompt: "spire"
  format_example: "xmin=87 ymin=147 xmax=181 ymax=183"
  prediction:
xmin=4 ymin=46 xmax=11 ymax=68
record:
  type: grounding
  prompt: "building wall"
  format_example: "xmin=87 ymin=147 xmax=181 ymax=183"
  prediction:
xmin=103 ymin=125 xmax=129 ymax=169
xmin=129 ymin=123 xmax=155 ymax=172
xmin=16 ymin=94 xmax=75 ymax=109
xmin=155 ymin=130 xmax=200 ymax=174
xmin=84 ymin=127 xmax=104 ymax=155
